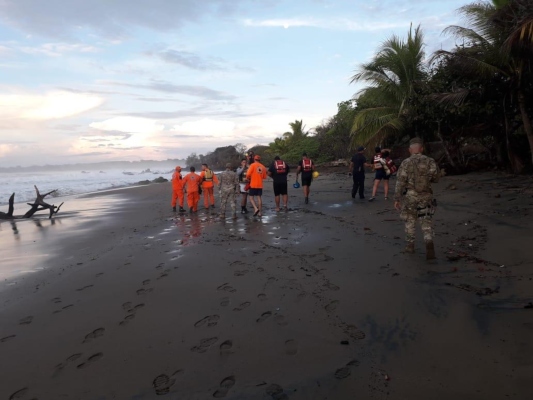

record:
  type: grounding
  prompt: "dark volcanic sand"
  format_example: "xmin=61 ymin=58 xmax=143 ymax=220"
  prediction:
xmin=0 ymin=172 xmax=532 ymax=399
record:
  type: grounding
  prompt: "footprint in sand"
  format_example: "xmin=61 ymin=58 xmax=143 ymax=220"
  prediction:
xmin=234 ymin=270 xmax=249 ymax=277
xmin=76 ymin=285 xmax=94 ymax=292
xmin=274 ymin=315 xmax=288 ymax=326
xmin=1 ymin=335 xmax=16 ymax=343
xmin=191 ymin=337 xmax=218 ymax=353
xmin=52 ymin=297 xmax=62 ymax=304
xmin=119 ymin=314 xmax=136 ymax=326
xmin=324 ymin=282 xmax=340 ymax=291
xmin=8 ymin=388 xmax=29 ymax=400
xmin=257 ymin=293 xmax=267 ymax=301
xmin=296 ymin=292 xmax=307 ymax=303
xmin=152 ymin=370 xmax=183 ymax=396
xmin=335 ymin=359 xmax=359 ymax=379
xmin=83 ymin=328 xmax=105 ymax=343
xmin=256 ymin=311 xmax=272 ymax=323
xmin=217 ymin=283 xmax=237 ymax=293
xmin=219 ymin=340 xmax=233 ymax=354
xmin=265 ymin=383 xmax=289 ymax=400
xmin=213 ymin=376 xmax=236 ymax=398
xmin=142 ymin=279 xmax=151 ymax=286
xmin=194 ymin=315 xmax=220 ymax=328
xmin=325 ymin=300 xmax=340 ymax=312
xmin=345 ymin=325 xmax=366 ymax=340
xmin=77 ymin=352 xmax=103 ymax=369
xmin=19 ymin=316 xmax=33 ymax=325
xmin=53 ymin=353 xmax=83 ymax=376
xmin=220 ymin=297 xmax=230 ymax=307
xmin=284 ymin=340 xmax=298 ymax=355
xmin=233 ymin=302 xmax=251 ymax=312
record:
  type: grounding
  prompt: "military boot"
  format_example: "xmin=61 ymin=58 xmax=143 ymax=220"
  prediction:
xmin=426 ymin=241 xmax=436 ymax=260
xmin=403 ymin=243 xmax=415 ymax=254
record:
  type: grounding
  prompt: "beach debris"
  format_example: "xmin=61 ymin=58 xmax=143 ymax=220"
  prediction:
xmin=525 ymin=302 xmax=533 ymax=309
xmin=340 ymin=340 xmax=349 ymax=345
xmin=0 ymin=186 xmax=63 ymax=220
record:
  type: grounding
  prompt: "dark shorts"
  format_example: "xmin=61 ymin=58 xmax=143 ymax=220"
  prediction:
xmin=273 ymin=182 xmax=288 ymax=196
xmin=374 ymin=169 xmax=390 ymax=181
xmin=301 ymin=176 xmax=312 ymax=187
xmin=248 ymin=188 xmax=263 ymax=196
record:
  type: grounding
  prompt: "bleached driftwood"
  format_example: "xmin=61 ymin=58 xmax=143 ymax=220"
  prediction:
xmin=0 ymin=186 xmax=64 ymax=220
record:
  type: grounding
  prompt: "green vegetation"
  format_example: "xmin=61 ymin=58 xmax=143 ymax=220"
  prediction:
xmin=185 ymin=0 xmax=532 ymax=173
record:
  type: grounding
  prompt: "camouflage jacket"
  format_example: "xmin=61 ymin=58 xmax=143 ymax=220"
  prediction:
xmin=218 ymin=170 xmax=239 ymax=192
xmin=394 ymin=154 xmax=439 ymax=202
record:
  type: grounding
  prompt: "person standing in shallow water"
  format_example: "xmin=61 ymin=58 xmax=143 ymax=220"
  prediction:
xmin=246 ymin=155 xmax=267 ymax=217
xmin=236 ymin=158 xmax=250 ymax=214
xmin=218 ymin=163 xmax=239 ymax=219
xmin=349 ymin=146 xmax=372 ymax=200
xmin=296 ymin=152 xmax=315 ymax=204
xmin=394 ymin=137 xmax=440 ymax=260
xmin=182 ymin=166 xmax=202 ymax=213
xmin=171 ymin=166 xmax=185 ymax=212
xmin=268 ymin=155 xmax=290 ymax=211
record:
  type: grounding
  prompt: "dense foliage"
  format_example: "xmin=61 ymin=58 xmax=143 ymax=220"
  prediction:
xmin=185 ymin=0 xmax=532 ymax=173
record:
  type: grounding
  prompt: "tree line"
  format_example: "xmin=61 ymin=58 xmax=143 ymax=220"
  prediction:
xmin=185 ymin=0 xmax=532 ymax=173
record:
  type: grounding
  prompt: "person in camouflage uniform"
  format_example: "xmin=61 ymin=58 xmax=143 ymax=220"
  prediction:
xmin=218 ymin=163 xmax=239 ymax=219
xmin=394 ymin=138 xmax=440 ymax=260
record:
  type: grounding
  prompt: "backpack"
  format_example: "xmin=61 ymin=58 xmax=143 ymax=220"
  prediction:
xmin=385 ymin=158 xmax=397 ymax=175
xmin=204 ymin=169 xmax=213 ymax=181
xmin=302 ymin=159 xmax=312 ymax=172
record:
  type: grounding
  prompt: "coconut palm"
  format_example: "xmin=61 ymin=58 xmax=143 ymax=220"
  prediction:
xmin=350 ymin=24 xmax=427 ymax=147
xmin=433 ymin=0 xmax=533 ymax=166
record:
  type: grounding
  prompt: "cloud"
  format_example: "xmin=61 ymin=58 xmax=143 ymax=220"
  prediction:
xmin=103 ymin=80 xmax=237 ymax=101
xmin=89 ymin=117 xmax=164 ymax=134
xmin=0 ymin=0 xmax=248 ymax=40
xmin=20 ymin=42 xmax=99 ymax=57
xmin=0 ymin=90 xmax=103 ymax=120
xmin=147 ymin=49 xmax=226 ymax=71
xmin=243 ymin=17 xmax=410 ymax=31
xmin=172 ymin=119 xmax=236 ymax=138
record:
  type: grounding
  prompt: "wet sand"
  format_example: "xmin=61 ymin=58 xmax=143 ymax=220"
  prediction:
xmin=0 ymin=172 xmax=532 ymax=399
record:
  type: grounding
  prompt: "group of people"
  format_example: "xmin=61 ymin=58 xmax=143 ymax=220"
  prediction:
xmin=171 ymin=152 xmax=317 ymax=219
xmin=349 ymin=139 xmax=440 ymax=260
xmin=172 ymin=139 xmax=440 ymax=260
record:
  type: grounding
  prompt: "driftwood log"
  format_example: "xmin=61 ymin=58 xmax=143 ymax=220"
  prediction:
xmin=0 ymin=186 xmax=64 ymax=220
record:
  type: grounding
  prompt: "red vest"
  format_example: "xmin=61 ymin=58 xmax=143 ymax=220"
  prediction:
xmin=275 ymin=160 xmax=287 ymax=173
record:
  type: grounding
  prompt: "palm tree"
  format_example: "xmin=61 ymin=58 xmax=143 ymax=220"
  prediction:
xmin=433 ymin=0 xmax=533 ymax=167
xmin=350 ymin=24 xmax=427 ymax=147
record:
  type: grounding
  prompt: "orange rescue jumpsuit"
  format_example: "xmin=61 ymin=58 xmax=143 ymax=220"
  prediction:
xmin=200 ymin=168 xmax=219 ymax=208
xmin=183 ymin=172 xmax=201 ymax=211
xmin=171 ymin=167 xmax=185 ymax=209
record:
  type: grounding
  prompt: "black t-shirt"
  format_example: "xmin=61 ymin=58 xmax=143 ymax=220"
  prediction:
xmin=351 ymin=153 xmax=366 ymax=174
xmin=298 ymin=159 xmax=313 ymax=178
xmin=268 ymin=161 xmax=290 ymax=183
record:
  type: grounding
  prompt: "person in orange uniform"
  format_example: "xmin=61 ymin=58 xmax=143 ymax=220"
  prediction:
xmin=245 ymin=155 xmax=267 ymax=217
xmin=171 ymin=166 xmax=185 ymax=212
xmin=200 ymin=163 xmax=219 ymax=210
xmin=182 ymin=166 xmax=202 ymax=213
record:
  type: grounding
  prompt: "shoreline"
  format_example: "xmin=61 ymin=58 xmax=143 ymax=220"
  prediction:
xmin=0 ymin=171 xmax=532 ymax=399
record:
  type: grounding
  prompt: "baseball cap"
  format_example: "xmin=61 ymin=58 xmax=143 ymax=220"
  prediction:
xmin=357 ymin=146 xmax=365 ymax=152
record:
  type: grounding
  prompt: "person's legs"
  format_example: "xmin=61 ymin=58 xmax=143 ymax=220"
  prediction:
xmin=193 ymin=192 xmax=199 ymax=212
xmin=274 ymin=195 xmax=280 ymax=211
xmin=402 ymin=213 xmax=416 ymax=253
xmin=208 ymin=187 xmax=215 ymax=207
xmin=383 ymin=179 xmax=389 ymax=199
xmin=352 ymin=175 xmax=358 ymax=198
xmin=230 ymin=192 xmax=237 ymax=218
xmin=274 ymin=183 xmax=280 ymax=211
xmin=257 ymin=196 xmax=263 ymax=216
xmin=203 ymin=188 xmax=209 ymax=208
xmin=177 ymin=191 xmax=184 ymax=209
xmin=358 ymin=175 xmax=365 ymax=199
xmin=419 ymin=217 xmax=436 ymax=260
xmin=187 ymin=192 xmax=194 ymax=211
xmin=219 ymin=191 xmax=228 ymax=217
xmin=282 ymin=194 xmax=288 ymax=209
xmin=249 ymin=195 xmax=258 ymax=213
xmin=172 ymin=189 xmax=178 ymax=210
xmin=241 ymin=193 xmax=249 ymax=213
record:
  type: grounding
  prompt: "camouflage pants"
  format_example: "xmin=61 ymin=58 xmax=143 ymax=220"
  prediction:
xmin=400 ymin=193 xmax=435 ymax=244
xmin=219 ymin=189 xmax=236 ymax=215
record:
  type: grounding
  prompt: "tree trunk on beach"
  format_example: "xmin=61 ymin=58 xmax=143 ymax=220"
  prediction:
xmin=0 ymin=186 xmax=64 ymax=220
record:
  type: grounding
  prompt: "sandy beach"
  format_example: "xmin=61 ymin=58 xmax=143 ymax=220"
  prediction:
xmin=1 ymin=172 xmax=532 ymax=400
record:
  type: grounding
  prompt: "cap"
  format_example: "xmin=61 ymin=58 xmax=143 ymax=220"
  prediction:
xmin=409 ymin=137 xmax=423 ymax=146
xmin=357 ymin=146 xmax=365 ymax=152
xmin=254 ymin=155 xmax=261 ymax=161
xmin=226 ymin=163 xmax=232 ymax=168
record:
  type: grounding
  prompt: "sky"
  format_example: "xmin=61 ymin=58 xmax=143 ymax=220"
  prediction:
xmin=0 ymin=0 xmax=468 ymax=167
